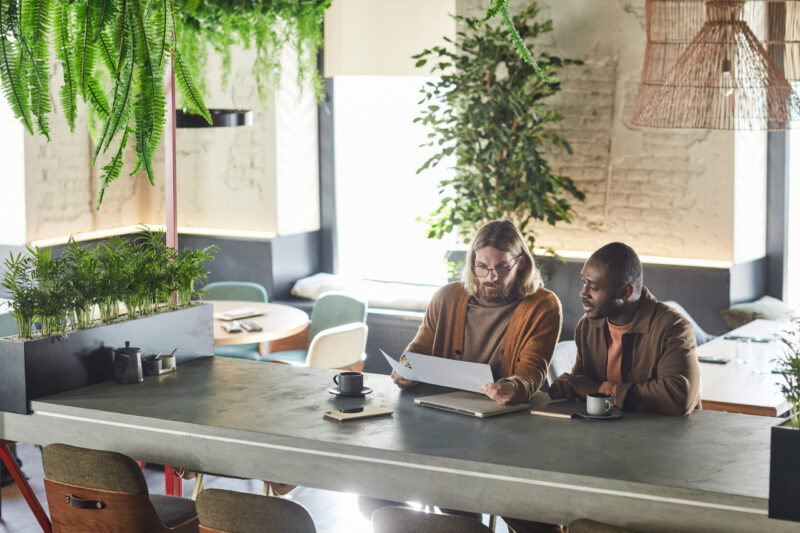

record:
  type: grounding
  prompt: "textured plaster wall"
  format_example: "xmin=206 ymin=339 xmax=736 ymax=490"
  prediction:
xmin=21 ymin=45 xmax=318 ymax=243
xmin=457 ymin=0 xmax=763 ymax=262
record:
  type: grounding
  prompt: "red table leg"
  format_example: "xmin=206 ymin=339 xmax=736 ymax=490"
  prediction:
xmin=164 ymin=465 xmax=182 ymax=497
xmin=0 ymin=440 xmax=52 ymax=533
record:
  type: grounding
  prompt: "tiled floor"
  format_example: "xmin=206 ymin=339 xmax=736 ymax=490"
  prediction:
xmin=0 ymin=443 xmax=509 ymax=532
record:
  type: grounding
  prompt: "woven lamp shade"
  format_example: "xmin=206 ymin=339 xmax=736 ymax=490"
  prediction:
xmin=631 ymin=0 xmax=800 ymax=130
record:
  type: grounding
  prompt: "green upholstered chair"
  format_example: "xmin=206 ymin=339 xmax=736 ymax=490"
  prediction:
xmin=202 ymin=281 xmax=269 ymax=361
xmin=263 ymin=292 xmax=368 ymax=366
xmin=196 ymin=488 xmax=315 ymax=533
xmin=41 ymin=443 xmax=199 ymax=533
xmin=0 ymin=311 xmax=18 ymax=338
xmin=372 ymin=506 xmax=492 ymax=533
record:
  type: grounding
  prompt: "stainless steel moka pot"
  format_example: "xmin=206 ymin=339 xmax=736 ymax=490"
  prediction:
xmin=113 ymin=341 xmax=143 ymax=384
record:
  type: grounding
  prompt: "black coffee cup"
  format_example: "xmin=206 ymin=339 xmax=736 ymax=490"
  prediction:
xmin=333 ymin=371 xmax=363 ymax=394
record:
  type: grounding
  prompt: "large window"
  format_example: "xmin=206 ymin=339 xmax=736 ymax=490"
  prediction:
xmin=333 ymin=76 xmax=456 ymax=285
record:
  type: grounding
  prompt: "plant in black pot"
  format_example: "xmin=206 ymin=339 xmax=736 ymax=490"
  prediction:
xmin=769 ymin=324 xmax=800 ymax=522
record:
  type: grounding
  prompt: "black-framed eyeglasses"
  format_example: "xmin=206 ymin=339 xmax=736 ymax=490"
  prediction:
xmin=473 ymin=256 xmax=521 ymax=278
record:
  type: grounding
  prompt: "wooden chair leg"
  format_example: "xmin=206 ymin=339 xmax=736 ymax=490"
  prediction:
xmin=191 ymin=473 xmax=205 ymax=500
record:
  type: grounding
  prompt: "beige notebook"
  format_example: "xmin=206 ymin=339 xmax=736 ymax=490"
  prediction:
xmin=530 ymin=398 xmax=578 ymax=419
xmin=414 ymin=391 xmax=529 ymax=418
xmin=324 ymin=405 xmax=393 ymax=422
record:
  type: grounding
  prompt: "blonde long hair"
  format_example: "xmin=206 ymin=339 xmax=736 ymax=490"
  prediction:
xmin=461 ymin=220 xmax=543 ymax=298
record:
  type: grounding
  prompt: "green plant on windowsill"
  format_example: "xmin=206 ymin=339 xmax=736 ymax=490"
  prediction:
xmin=777 ymin=325 xmax=800 ymax=428
xmin=414 ymin=2 xmax=585 ymax=253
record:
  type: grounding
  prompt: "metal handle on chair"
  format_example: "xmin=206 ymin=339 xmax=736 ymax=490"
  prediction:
xmin=65 ymin=495 xmax=105 ymax=509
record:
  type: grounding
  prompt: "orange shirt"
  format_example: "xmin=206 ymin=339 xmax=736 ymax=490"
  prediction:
xmin=606 ymin=320 xmax=632 ymax=384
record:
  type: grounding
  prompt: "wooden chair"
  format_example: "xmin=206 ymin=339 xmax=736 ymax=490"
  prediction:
xmin=372 ymin=506 xmax=492 ymax=533
xmin=196 ymin=488 xmax=315 ymax=533
xmin=42 ymin=443 xmax=199 ymax=533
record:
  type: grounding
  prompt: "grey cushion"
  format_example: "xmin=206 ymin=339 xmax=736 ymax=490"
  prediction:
xmin=663 ymin=301 xmax=716 ymax=345
xmin=197 ymin=488 xmax=315 ymax=533
xmin=721 ymin=296 xmax=798 ymax=330
xmin=42 ymin=443 xmax=148 ymax=495
xmin=150 ymin=494 xmax=198 ymax=527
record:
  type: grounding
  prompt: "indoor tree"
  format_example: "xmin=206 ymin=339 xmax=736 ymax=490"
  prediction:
xmin=414 ymin=2 xmax=585 ymax=252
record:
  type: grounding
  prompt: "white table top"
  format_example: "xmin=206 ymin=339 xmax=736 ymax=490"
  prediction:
xmin=209 ymin=300 xmax=309 ymax=346
xmin=698 ymin=319 xmax=795 ymax=416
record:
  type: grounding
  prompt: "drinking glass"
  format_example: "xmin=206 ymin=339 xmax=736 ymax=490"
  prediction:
xmin=735 ymin=338 xmax=752 ymax=365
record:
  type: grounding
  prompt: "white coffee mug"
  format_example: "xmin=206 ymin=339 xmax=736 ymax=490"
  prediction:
xmin=586 ymin=393 xmax=615 ymax=416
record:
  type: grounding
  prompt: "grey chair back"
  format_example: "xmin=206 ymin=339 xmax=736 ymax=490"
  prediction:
xmin=372 ymin=506 xmax=492 ymax=533
xmin=42 ymin=443 xmax=149 ymax=495
xmin=196 ymin=488 xmax=315 ymax=533
xmin=203 ymin=281 xmax=269 ymax=303
xmin=548 ymin=340 xmax=578 ymax=386
xmin=0 ymin=311 xmax=18 ymax=338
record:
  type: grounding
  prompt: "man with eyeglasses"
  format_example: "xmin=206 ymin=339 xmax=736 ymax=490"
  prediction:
xmin=392 ymin=219 xmax=563 ymax=405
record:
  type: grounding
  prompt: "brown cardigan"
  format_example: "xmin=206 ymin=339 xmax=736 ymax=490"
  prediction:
xmin=406 ymin=282 xmax=563 ymax=403
xmin=554 ymin=287 xmax=701 ymax=416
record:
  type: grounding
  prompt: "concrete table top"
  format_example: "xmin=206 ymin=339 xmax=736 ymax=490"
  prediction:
xmin=0 ymin=357 xmax=794 ymax=532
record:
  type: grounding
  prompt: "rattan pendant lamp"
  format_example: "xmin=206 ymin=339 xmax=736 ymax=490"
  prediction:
xmin=631 ymin=0 xmax=800 ymax=130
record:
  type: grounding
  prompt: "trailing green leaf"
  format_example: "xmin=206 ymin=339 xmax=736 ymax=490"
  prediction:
xmin=21 ymin=0 xmax=52 ymax=139
xmin=97 ymin=127 xmax=129 ymax=208
xmin=173 ymin=48 xmax=209 ymax=124
xmin=0 ymin=0 xmax=34 ymax=134
xmin=53 ymin=0 xmax=77 ymax=130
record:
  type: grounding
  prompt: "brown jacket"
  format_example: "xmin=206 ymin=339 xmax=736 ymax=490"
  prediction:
xmin=406 ymin=282 xmax=562 ymax=403
xmin=556 ymin=287 xmax=700 ymax=416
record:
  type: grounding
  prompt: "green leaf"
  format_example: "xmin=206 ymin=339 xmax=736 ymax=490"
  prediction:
xmin=0 ymin=0 xmax=34 ymax=134
xmin=173 ymin=48 xmax=210 ymax=124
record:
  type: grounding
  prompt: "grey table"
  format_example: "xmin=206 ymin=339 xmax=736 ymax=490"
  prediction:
xmin=0 ymin=357 xmax=796 ymax=532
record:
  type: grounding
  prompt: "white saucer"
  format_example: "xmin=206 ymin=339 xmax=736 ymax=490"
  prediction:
xmin=328 ymin=386 xmax=373 ymax=397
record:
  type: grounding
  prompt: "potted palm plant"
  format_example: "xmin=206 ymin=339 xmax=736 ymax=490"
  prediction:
xmin=0 ymin=229 xmax=217 ymax=415
xmin=769 ymin=324 xmax=800 ymax=522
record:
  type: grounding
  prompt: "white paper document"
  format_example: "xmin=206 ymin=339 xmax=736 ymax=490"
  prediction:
xmin=380 ymin=349 xmax=494 ymax=393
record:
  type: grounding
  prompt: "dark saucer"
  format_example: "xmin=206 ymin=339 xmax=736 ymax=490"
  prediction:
xmin=328 ymin=386 xmax=373 ymax=397
xmin=574 ymin=407 xmax=623 ymax=420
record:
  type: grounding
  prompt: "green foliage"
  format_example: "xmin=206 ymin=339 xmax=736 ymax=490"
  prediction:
xmin=0 ymin=229 xmax=217 ymax=340
xmin=0 ymin=0 xmax=210 ymax=208
xmin=777 ymin=326 xmax=800 ymax=428
xmin=476 ymin=0 xmax=557 ymax=83
xmin=173 ymin=0 xmax=329 ymax=104
xmin=414 ymin=3 xmax=585 ymax=252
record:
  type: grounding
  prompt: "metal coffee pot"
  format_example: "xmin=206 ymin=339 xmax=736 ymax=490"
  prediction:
xmin=113 ymin=341 xmax=143 ymax=384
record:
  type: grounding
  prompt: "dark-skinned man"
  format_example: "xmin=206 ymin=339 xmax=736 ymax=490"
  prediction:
xmin=549 ymin=242 xmax=700 ymax=415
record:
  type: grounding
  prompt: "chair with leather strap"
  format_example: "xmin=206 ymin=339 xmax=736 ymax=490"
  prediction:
xmin=196 ymin=488 xmax=315 ymax=533
xmin=372 ymin=506 xmax=492 ymax=533
xmin=203 ymin=281 xmax=270 ymax=361
xmin=264 ymin=292 xmax=368 ymax=368
xmin=42 ymin=443 xmax=198 ymax=533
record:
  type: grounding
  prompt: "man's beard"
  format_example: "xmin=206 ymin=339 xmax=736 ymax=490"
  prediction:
xmin=478 ymin=281 xmax=513 ymax=303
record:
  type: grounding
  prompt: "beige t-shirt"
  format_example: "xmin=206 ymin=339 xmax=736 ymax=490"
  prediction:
xmin=463 ymin=294 xmax=522 ymax=380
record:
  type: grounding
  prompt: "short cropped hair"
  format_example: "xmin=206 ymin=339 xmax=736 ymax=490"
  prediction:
xmin=590 ymin=242 xmax=643 ymax=295
xmin=462 ymin=220 xmax=543 ymax=298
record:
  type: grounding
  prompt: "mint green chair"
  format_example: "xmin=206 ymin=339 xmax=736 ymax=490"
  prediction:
xmin=0 ymin=312 xmax=17 ymax=338
xmin=263 ymin=292 xmax=368 ymax=365
xmin=203 ymin=281 xmax=269 ymax=361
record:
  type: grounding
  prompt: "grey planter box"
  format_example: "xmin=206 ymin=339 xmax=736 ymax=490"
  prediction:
xmin=769 ymin=420 xmax=800 ymax=522
xmin=0 ymin=304 xmax=213 ymax=414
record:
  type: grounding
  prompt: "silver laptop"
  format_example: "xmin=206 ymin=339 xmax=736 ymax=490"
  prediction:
xmin=414 ymin=391 xmax=529 ymax=418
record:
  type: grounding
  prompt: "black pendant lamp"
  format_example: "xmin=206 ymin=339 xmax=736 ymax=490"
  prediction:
xmin=176 ymin=108 xmax=253 ymax=128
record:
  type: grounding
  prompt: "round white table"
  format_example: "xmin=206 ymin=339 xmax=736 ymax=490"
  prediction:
xmin=209 ymin=300 xmax=309 ymax=346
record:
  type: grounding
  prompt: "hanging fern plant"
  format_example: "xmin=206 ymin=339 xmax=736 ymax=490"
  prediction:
xmin=0 ymin=0 xmax=211 ymax=208
xmin=174 ymin=0 xmax=330 ymax=104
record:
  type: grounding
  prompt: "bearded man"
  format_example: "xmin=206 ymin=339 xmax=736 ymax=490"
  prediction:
xmin=392 ymin=219 xmax=563 ymax=405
